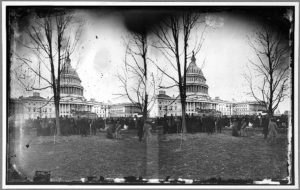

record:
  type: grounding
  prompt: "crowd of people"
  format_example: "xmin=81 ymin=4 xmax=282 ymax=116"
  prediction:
xmin=16 ymin=116 xmax=137 ymax=137
xmin=8 ymin=113 xmax=288 ymax=143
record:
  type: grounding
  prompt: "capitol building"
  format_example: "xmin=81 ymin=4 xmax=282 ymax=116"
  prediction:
xmin=150 ymin=54 xmax=267 ymax=117
xmin=9 ymin=55 xmax=109 ymax=120
xmin=150 ymin=54 xmax=217 ymax=117
xmin=59 ymin=55 xmax=95 ymax=117
xmin=9 ymin=54 xmax=266 ymax=120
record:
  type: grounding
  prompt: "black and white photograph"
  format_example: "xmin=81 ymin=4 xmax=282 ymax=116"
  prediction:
xmin=2 ymin=1 xmax=299 ymax=188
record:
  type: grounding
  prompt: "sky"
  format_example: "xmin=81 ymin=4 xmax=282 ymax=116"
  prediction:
xmin=9 ymin=6 xmax=293 ymax=113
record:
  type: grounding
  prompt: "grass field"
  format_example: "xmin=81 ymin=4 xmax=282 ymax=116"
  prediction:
xmin=9 ymin=128 xmax=289 ymax=182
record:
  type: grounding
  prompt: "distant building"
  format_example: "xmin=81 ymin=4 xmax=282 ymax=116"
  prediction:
xmin=109 ymin=103 xmax=141 ymax=118
xmin=214 ymin=97 xmax=267 ymax=116
xmin=90 ymin=99 xmax=110 ymax=118
xmin=214 ymin=97 xmax=234 ymax=116
xmin=9 ymin=92 xmax=55 ymax=120
xmin=150 ymin=91 xmax=181 ymax=117
xmin=234 ymin=101 xmax=266 ymax=115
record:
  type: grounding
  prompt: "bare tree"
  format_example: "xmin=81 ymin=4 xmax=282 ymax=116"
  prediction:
xmin=245 ymin=26 xmax=290 ymax=116
xmin=11 ymin=9 xmax=82 ymax=136
xmin=152 ymin=12 xmax=205 ymax=133
xmin=117 ymin=32 xmax=161 ymax=123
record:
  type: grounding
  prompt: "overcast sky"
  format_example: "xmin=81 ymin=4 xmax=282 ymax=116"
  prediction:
xmin=10 ymin=6 xmax=292 ymax=113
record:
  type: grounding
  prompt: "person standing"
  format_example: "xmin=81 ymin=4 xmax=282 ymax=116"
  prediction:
xmin=232 ymin=118 xmax=239 ymax=137
xmin=216 ymin=117 xmax=222 ymax=133
xmin=240 ymin=118 xmax=247 ymax=137
xmin=268 ymin=117 xmax=278 ymax=143
xmin=163 ymin=115 xmax=168 ymax=135
xmin=137 ymin=118 xmax=144 ymax=142
xmin=143 ymin=120 xmax=152 ymax=142
xmin=168 ymin=115 xmax=174 ymax=133
xmin=262 ymin=116 xmax=269 ymax=139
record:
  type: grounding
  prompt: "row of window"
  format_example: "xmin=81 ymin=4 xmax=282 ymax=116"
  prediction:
xmin=159 ymin=106 xmax=177 ymax=111
xmin=28 ymin=102 xmax=53 ymax=106
xmin=189 ymin=69 xmax=202 ymax=74
xmin=187 ymin=77 xmax=205 ymax=83
xmin=235 ymin=108 xmax=249 ymax=111
xmin=28 ymin=107 xmax=52 ymax=113
xmin=61 ymin=87 xmax=83 ymax=95
xmin=158 ymin=101 xmax=177 ymax=105
xmin=62 ymin=77 xmax=81 ymax=85
xmin=187 ymin=86 xmax=208 ymax=93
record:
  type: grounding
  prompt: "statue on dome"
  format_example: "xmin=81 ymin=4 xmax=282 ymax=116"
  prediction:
xmin=191 ymin=51 xmax=196 ymax=62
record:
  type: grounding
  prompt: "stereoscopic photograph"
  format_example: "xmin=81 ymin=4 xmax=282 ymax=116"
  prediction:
xmin=3 ymin=2 xmax=298 ymax=188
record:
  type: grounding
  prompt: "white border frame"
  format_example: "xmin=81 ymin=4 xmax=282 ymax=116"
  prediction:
xmin=2 ymin=1 xmax=299 ymax=189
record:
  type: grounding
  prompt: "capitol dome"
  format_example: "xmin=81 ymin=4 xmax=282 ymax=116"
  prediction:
xmin=60 ymin=55 xmax=84 ymax=98
xmin=186 ymin=53 xmax=209 ymax=96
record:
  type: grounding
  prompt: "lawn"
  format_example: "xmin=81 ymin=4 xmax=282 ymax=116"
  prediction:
xmin=8 ymin=128 xmax=289 ymax=182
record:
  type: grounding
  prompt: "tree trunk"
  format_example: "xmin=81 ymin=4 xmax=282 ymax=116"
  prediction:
xmin=181 ymin=100 xmax=187 ymax=133
xmin=55 ymin=101 xmax=61 ymax=136
xmin=142 ymin=94 xmax=148 ymax=126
